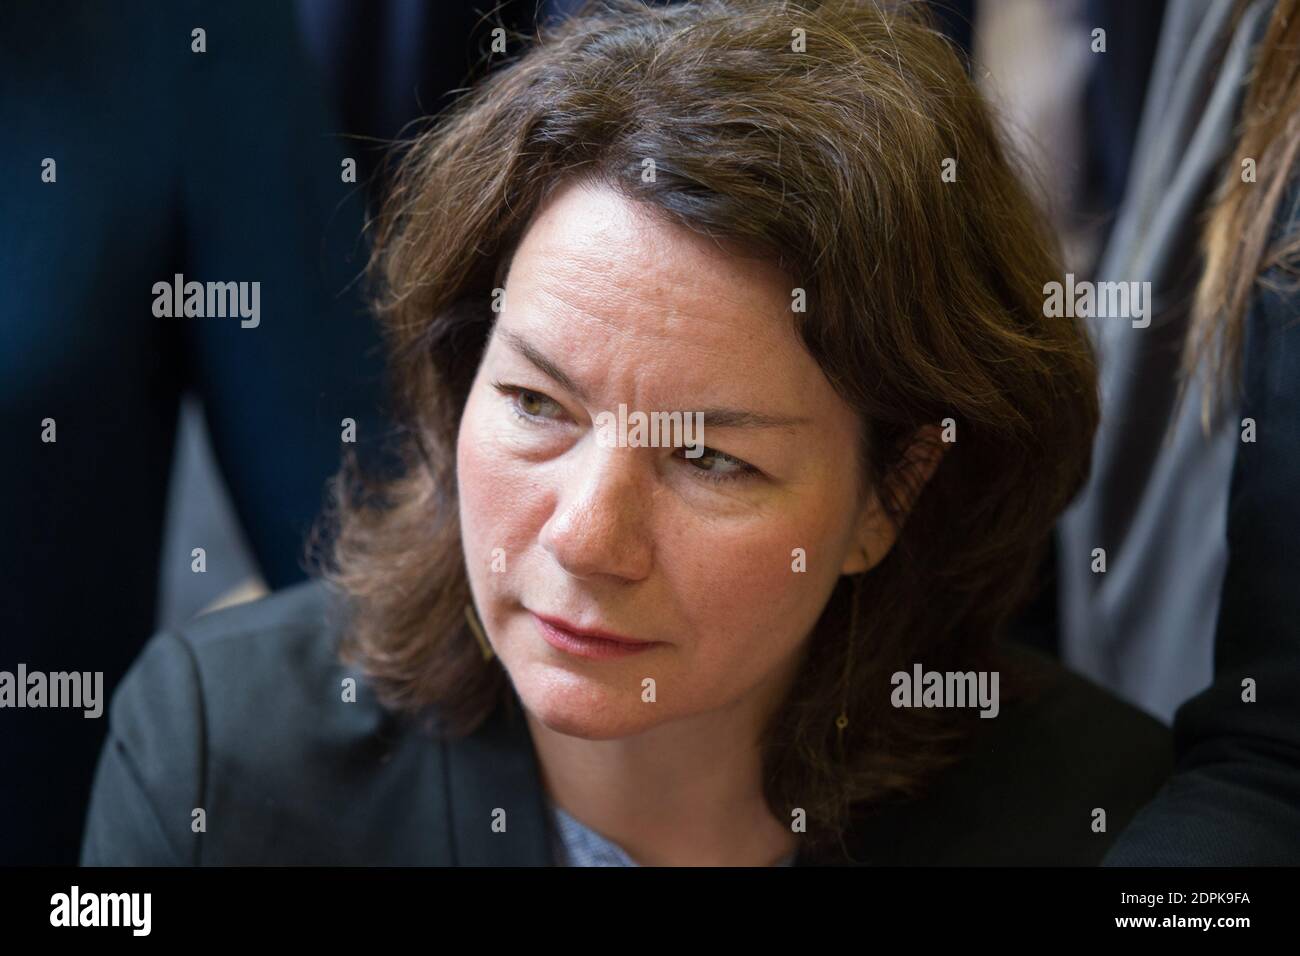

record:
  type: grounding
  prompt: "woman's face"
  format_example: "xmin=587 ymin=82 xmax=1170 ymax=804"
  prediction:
xmin=456 ymin=178 xmax=881 ymax=739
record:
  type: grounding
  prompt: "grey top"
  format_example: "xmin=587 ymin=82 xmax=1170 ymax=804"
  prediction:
xmin=1056 ymin=0 xmax=1274 ymax=723
xmin=546 ymin=797 xmax=797 ymax=866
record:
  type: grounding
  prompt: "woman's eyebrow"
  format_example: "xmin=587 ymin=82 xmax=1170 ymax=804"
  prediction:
xmin=501 ymin=329 xmax=593 ymax=402
xmin=500 ymin=329 xmax=809 ymax=429
xmin=689 ymin=407 xmax=810 ymax=430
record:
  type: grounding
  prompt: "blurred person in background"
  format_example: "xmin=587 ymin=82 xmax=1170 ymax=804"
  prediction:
xmin=0 ymin=1 xmax=389 ymax=864
xmin=1052 ymin=0 xmax=1300 ymax=863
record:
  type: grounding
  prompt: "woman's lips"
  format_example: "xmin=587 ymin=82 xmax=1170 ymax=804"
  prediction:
xmin=530 ymin=612 xmax=660 ymax=660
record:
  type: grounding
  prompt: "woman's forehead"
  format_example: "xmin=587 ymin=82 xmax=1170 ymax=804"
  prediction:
xmin=504 ymin=181 xmax=796 ymax=345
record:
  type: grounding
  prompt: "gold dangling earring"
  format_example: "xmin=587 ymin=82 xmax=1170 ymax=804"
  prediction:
xmin=836 ymin=547 xmax=869 ymax=755
xmin=465 ymin=600 xmax=496 ymax=661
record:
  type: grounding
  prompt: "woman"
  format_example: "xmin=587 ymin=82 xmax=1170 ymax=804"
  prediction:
xmin=81 ymin=0 xmax=1170 ymax=866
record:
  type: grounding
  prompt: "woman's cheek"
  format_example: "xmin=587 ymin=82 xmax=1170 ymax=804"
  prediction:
xmin=670 ymin=519 xmax=826 ymax=646
xmin=457 ymin=403 xmax=552 ymax=578
xmin=457 ymin=400 xmax=510 ymax=573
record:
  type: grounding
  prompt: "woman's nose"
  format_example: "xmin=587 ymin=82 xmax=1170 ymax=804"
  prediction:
xmin=538 ymin=444 xmax=654 ymax=582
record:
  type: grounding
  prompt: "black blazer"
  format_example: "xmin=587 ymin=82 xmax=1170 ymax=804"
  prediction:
xmin=81 ymin=580 xmax=1172 ymax=866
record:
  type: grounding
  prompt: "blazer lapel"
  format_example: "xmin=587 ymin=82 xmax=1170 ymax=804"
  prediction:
xmin=441 ymin=685 xmax=555 ymax=865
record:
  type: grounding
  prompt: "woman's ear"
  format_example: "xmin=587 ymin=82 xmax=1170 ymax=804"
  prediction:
xmin=839 ymin=423 xmax=948 ymax=575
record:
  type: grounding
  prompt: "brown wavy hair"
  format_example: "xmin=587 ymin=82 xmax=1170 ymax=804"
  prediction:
xmin=309 ymin=0 xmax=1099 ymax=860
xmin=1187 ymin=0 xmax=1300 ymax=423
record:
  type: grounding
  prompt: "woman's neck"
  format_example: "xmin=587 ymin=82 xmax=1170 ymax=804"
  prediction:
xmin=522 ymin=684 xmax=800 ymax=867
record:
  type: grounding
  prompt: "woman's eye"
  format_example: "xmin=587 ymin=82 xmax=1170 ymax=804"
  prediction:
xmin=678 ymin=446 xmax=759 ymax=484
xmin=491 ymin=379 xmax=758 ymax=483
xmin=493 ymin=382 xmax=566 ymax=423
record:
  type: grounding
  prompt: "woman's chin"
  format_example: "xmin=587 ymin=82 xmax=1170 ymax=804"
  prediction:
xmin=514 ymin=673 xmax=661 ymax=740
